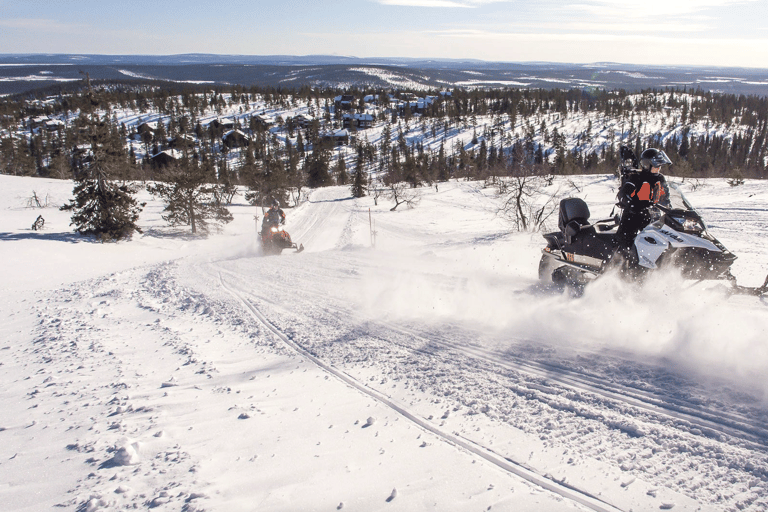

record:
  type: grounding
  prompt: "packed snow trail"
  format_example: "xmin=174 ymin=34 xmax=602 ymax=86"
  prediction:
xmin=218 ymin=269 xmax=624 ymax=512
xmin=199 ymin=183 xmax=768 ymax=512
xmin=284 ymin=187 xmax=361 ymax=252
xmin=205 ymin=245 xmax=767 ymax=512
xmin=3 ymin=176 xmax=768 ymax=512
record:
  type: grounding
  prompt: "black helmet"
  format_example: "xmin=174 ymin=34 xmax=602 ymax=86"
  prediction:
xmin=640 ymin=148 xmax=672 ymax=171
xmin=270 ymin=198 xmax=279 ymax=208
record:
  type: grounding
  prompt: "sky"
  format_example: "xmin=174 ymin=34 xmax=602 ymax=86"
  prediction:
xmin=1 ymin=0 xmax=768 ymax=68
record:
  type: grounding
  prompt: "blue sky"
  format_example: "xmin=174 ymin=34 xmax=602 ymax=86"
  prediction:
xmin=1 ymin=0 xmax=768 ymax=68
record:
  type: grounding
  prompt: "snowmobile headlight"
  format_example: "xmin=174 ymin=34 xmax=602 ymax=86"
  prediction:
xmin=270 ymin=226 xmax=279 ymax=233
xmin=683 ymin=218 xmax=704 ymax=233
xmin=672 ymin=216 xmax=704 ymax=233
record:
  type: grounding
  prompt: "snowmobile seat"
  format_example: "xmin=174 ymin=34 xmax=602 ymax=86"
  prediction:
xmin=559 ymin=198 xmax=591 ymax=244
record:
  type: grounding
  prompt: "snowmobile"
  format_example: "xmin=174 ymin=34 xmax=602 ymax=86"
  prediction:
xmin=260 ymin=224 xmax=304 ymax=256
xmin=538 ymin=182 xmax=768 ymax=296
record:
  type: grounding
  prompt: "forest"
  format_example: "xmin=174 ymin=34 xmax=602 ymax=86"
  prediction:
xmin=1 ymin=80 xmax=766 ymax=238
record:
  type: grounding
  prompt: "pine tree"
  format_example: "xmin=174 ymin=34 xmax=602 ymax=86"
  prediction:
xmin=335 ymin=156 xmax=349 ymax=185
xmin=147 ymin=158 xmax=233 ymax=235
xmin=351 ymin=165 xmax=367 ymax=198
xmin=61 ymin=174 xmax=144 ymax=241
xmin=350 ymin=144 xmax=367 ymax=198
xmin=60 ymin=115 xmax=144 ymax=242
xmin=306 ymin=146 xmax=332 ymax=187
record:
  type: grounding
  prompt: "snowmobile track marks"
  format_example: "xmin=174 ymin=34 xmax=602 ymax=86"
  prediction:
xmin=217 ymin=270 xmax=623 ymax=512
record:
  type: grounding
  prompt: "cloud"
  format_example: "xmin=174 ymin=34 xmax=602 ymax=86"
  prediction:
xmin=374 ymin=0 xmax=759 ymax=15
xmin=374 ymin=0 xmax=495 ymax=7
xmin=503 ymin=20 xmax=709 ymax=33
xmin=566 ymin=0 xmax=757 ymax=20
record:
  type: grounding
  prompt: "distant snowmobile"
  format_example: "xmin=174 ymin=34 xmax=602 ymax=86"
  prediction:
xmin=260 ymin=224 xmax=304 ymax=255
xmin=538 ymin=182 xmax=768 ymax=296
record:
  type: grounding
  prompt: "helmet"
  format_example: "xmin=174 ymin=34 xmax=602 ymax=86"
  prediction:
xmin=270 ymin=198 xmax=279 ymax=209
xmin=640 ymin=148 xmax=672 ymax=171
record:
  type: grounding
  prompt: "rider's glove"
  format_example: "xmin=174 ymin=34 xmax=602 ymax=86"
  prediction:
xmin=617 ymin=182 xmax=635 ymax=209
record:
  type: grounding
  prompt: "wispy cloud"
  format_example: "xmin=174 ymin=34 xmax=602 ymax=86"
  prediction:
xmin=566 ymin=0 xmax=757 ymax=20
xmin=374 ymin=0 xmax=496 ymax=7
xmin=502 ymin=20 xmax=709 ymax=33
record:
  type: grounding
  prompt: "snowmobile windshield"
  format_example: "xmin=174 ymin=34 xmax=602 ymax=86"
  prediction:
xmin=661 ymin=183 xmax=709 ymax=233
xmin=666 ymin=183 xmax=695 ymax=211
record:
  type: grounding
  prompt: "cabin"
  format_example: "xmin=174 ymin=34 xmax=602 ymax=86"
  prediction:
xmin=72 ymin=144 xmax=93 ymax=165
xmin=342 ymin=113 xmax=375 ymax=130
xmin=397 ymin=95 xmax=439 ymax=115
xmin=334 ymin=95 xmax=355 ymax=111
xmin=150 ymin=149 xmax=182 ymax=167
xmin=292 ymin=114 xmax=314 ymax=129
xmin=136 ymin=122 xmax=157 ymax=138
xmin=222 ymin=129 xmax=251 ymax=149
xmin=28 ymin=116 xmax=50 ymax=129
xmin=210 ymin=118 xmax=236 ymax=131
xmin=320 ymin=129 xmax=350 ymax=146
xmin=252 ymin=114 xmax=275 ymax=130
xmin=167 ymin=134 xmax=197 ymax=150
xmin=44 ymin=119 xmax=66 ymax=132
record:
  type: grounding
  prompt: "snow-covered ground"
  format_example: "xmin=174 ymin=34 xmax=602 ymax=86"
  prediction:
xmin=2 ymin=174 xmax=768 ymax=512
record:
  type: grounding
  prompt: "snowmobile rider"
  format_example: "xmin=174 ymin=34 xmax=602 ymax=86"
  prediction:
xmin=261 ymin=199 xmax=286 ymax=236
xmin=615 ymin=148 xmax=672 ymax=255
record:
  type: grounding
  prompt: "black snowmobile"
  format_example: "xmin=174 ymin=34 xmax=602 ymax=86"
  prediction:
xmin=539 ymin=182 xmax=768 ymax=297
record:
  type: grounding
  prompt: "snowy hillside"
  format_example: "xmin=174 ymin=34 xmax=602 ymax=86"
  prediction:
xmin=3 ymin=57 xmax=768 ymax=97
xmin=8 ymin=84 xmax=767 ymax=191
xmin=2 ymin=173 xmax=768 ymax=512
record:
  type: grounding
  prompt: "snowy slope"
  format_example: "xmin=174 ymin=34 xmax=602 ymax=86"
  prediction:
xmin=1 ymin=174 xmax=768 ymax=512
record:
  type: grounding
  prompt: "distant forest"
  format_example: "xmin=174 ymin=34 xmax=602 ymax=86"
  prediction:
xmin=2 ymin=81 xmax=767 ymax=205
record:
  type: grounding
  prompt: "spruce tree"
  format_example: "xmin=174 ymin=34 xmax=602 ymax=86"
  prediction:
xmin=335 ymin=156 xmax=349 ymax=185
xmin=60 ymin=115 xmax=144 ymax=242
xmin=350 ymin=145 xmax=367 ymax=198
xmin=62 ymin=174 xmax=144 ymax=241
xmin=351 ymin=165 xmax=367 ymax=199
xmin=306 ymin=145 xmax=332 ymax=187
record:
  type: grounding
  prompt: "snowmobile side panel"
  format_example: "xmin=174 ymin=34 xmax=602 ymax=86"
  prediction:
xmin=635 ymin=231 xmax=669 ymax=269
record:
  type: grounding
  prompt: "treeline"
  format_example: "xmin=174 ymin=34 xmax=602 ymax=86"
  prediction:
xmin=2 ymin=81 xmax=768 ymax=199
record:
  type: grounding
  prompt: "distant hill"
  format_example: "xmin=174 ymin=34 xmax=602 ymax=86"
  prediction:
xmin=1 ymin=54 xmax=768 ymax=96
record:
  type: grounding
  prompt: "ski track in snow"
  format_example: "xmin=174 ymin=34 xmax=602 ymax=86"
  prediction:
xmin=215 ymin=261 xmax=768 ymax=450
xmin=205 ymin=249 xmax=768 ymax=512
xmin=217 ymin=268 xmax=623 ymax=512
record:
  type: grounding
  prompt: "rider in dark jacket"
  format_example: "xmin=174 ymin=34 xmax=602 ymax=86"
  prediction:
xmin=615 ymin=148 xmax=672 ymax=252
xmin=262 ymin=198 xmax=286 ymax=235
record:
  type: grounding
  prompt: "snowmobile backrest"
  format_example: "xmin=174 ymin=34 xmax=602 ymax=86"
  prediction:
xmin=558 ymin=198 xmax=591 ymax=233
